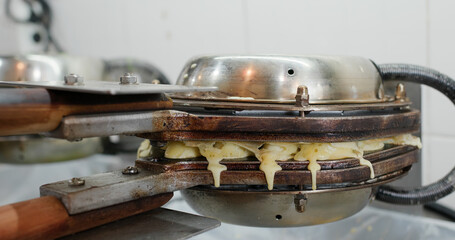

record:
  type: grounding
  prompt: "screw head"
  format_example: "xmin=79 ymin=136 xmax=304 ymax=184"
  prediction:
xmin=120 ymin=73 xmax=138 ymax=85
xmin=64 ymin=73 xmax=84 ymax=85
xmin=151 ymin=79 xmax=161 ymax=84
xmin=122 ymin=166 xmax=139 ymax=175
xmin=68 ymin=177 xmax=85 ymax=186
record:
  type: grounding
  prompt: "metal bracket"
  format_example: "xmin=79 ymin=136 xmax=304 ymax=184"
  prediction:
xmin=40 ymin=146 xmax=417 ymax=215
xmin=294 ymin=193 xmax=308 ymax=213
xmin=295 ymin=85 xmax=310 ymax=117
xmin=0 ymin=80 xmax=217 ymax=95
xmin=45 ymin=108 xmax=420 ymax=142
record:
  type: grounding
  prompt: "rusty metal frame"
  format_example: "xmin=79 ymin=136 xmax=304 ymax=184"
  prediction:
xmin=172 ymin=98 xmax=411 ymax=112
xmin=47 ymin=109 xmax=420 ymax=142
xmin=40 ymin=145 xmax=418 ymax=215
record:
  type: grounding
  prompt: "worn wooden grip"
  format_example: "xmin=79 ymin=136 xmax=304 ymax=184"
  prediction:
xmin=0 ymin=88 xmax=54 ymax=136
xmin=0 ymin=196 xmax=67 ymax=240
xmin=0 ymin=88 xmax=173 ymax=136
xmin=0 ymin=193 xmax=173 ymax=240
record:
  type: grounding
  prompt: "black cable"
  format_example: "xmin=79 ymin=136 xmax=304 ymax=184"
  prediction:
xmin=424 ymin=202 xmax=455 ymax=222
xmin=5 ymin=0 xmax=63 ymax=52
xmin=375 ymin=64 xmax=455 ymax=205
xmin=378 ymin=64 xmax=455 ymax=104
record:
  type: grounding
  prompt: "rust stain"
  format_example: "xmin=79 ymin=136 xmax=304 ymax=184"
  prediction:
xmin=134 ymin=146 xmax=418 ymax=186
xmin=130 ymin=189 xmax=149 ymax=199
xmin=138 ymin=109 xmax=420 ymax=142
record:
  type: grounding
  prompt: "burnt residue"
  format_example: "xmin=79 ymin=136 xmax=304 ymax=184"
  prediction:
xmin=138 ymin=109 xmax=420 ymax=142
xmin=138 ymin=126 xmax=419 ymax=143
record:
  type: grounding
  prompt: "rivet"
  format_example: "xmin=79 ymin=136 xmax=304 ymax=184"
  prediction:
xmin=68 ymin=177 xmax=85 ymax=186
xmin=122 ymin=166 xmax=139 ymax=175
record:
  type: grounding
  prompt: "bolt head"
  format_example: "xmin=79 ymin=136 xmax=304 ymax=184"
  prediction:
xmin=68 ymin=177 xmax=85 ymax=186
xmin=295 ymin=85 xmax=309 ymax=107
xmin=64 ymin=73 xmax=84 ymax=85
xmin=395 ymin=83 xmax=406 ymax=101
xmin=294 ymin=194 xmax=307 ymax=213
xmin=122 ymin=166 xmax=139 ymax=175
xmin=120 ymin=73 xmax=138 ymax=84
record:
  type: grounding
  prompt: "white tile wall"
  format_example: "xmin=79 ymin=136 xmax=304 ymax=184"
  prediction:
xmin=50 ymin=0 xmax=248 ymax=82
xmin=425 ymin=0 xmax=455 ymax=137
xmin=1 ymin=0 xmax=454 ymax=210
xmin=422 ymin=135 xmax=455 ymax=207
xmin=0 ymin=3 xmax=18 ymax=54
xmin=422 ymin=0 xmax=455 ymax=208
xmin=246 ymin=0 xmax=427 ymax=65
xmin=0 ymin=0 xmax=49 ymax=53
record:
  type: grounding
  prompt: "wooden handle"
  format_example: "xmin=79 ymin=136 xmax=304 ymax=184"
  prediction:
xmin=0 ymin=88 xmax=173 ymax=136
xmin=0 ymin=193 xmax=173 ymax=240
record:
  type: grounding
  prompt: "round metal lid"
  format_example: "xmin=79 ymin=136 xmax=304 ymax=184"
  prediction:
xmin=173 ymin=55 xmax=385 ymax=104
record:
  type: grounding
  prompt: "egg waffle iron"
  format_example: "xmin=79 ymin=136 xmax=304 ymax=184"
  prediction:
xmin=40 ymin=56 xmax=427 ymax=227
xmin=1 ymin=56 xmax=453 ymax=238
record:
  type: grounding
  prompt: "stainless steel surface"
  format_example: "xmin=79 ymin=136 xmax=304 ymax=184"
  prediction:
xmin=172 ymin=55 xmax=384 ymax=104
xmin=0 ymin=80 xmax=217 ymax=95
xmin=0 ymin=137 xmax=102 ymax=163
xmin=0 ymin=54 xmax=216 ymax=94
xmin=46 ymin=110 xmax=169 ymax=140
xmin=59 ymin=208 xmax=221 ymax=240
xmin=0 ymin=55 xmax=169 ymax=84
xmin=183 ymin=205 xmax=455 ymax=240
xmin=64 ymin=73 xmax=84 ymax=85
xmin=103 ymin=59 xmax=170 ymax=84
xmin=0 ymin=55 xmax=105 ymax=83
xmin=119 ymin=72 xmax=138 ymax=85
xmin=0 ymin=55 xmax=102 ymax=163
xmin=182 ymin=187 xmax=373 ymax=227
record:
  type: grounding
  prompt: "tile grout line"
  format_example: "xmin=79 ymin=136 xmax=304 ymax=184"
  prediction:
xmin=422 ymin=0 xmax=431 ymax=176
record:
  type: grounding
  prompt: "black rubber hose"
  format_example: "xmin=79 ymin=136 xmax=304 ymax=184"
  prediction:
xmin=424 ymin=202 xmax=455 ymax=221
xmin=378 ymin=64 xmax=455 ymax=104
xmin=375 ymin=64 xmax=455 ymax=205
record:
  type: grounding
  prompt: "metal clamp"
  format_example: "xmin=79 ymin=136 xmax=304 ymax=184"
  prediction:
xmin=295 ymin=85 xmax=309 ymax=117
xmin=294 ymin=193 xmax=308 ymax=213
